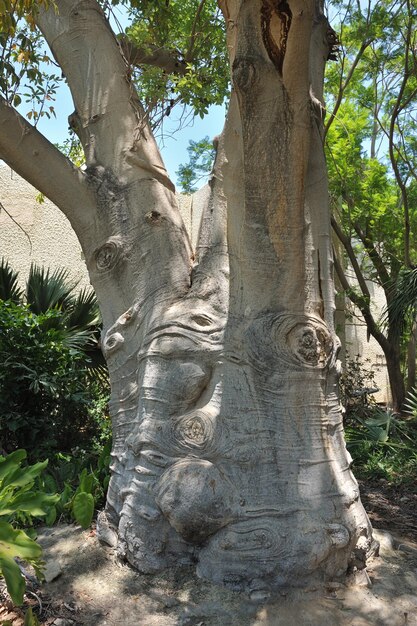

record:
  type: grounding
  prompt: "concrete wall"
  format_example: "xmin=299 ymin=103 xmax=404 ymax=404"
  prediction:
xmin=342 ymin=269 xmax=391 ymax=405
xmin=0 ymin=165 xmax=391 ymax=402
xmin=0 ymin=165 xmax=91 ymax=291
xmin=0 ymin=166 xmax=207 ymax=287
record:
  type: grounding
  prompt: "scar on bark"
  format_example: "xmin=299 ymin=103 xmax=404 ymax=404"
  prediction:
xmin=145 ymin=210 xmax=163 ymax=224
xmin=261 ymin=0 xmax=292 ymax=75
xmin=326 ymin=25 xmax=340 ymax=61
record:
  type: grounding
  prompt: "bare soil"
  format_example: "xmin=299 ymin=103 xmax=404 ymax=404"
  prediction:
xmin=1 ymin=481 xmax=417 ymax=626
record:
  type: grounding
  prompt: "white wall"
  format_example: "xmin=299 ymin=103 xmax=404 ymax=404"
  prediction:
xmin=343 ymin=269 xmax=391 ymax=404
xmin=0 ymin=166 xmax=206 ymax=286
xmin=0 ymin=165 xmax=91 ymax=291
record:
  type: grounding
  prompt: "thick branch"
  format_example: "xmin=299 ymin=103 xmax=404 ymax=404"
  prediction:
xmin=352 ymin=221 xmax=391 ymax=294
xmin=0 ymin=96 xmax=95 ymax=232
xmin=36 ymin=0 xmax=173 ymax=188
xmin=119 ymin=37 xmax=187 ymax=75
xmin=283 ymin=0 xmax=314 ymax=102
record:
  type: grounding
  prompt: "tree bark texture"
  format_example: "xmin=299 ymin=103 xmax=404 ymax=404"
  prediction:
xmin=0 ymin=0 xmax=375 ymax=594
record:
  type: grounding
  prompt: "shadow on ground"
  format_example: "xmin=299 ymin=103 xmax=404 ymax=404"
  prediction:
xmin=10 ymin=522 xmax=412 ymax=626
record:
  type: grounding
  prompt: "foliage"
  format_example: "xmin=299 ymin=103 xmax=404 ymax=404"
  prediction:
xmin=176 ymin=136 xmax=215 ymax=193
xmin=1 ymin=0 xmax=230 ymax=131
xmin=0 ymin=298 xmax=108 ymax=458
xmin=0 ymin=261 xmax=111 ymax=536
xmin=340 ymin=356 xmax=417 ymax=484
xmin=0 ymin=449 xmax=58 ymax=606
xmin=23 ymin=607 xmax=39 ymax=625
xmin=0 ymin=1 xmax=60 ymax=122
xmin=42 ymin=442 xmax=111 ymax=528
xmin=403 ymin=386 xmax=417 ymax=419
xmin=345 ymin=404 xmax=417 ymax=484
xmin=0 ymin=259 xmax=106 ymax=371
xmin=0 ymin=259 xmax=23 ymax=303
xmin=55 ymin=131 xmax=86 ymax=168
xmin=382 ymin=267 xmax=417 ymax=338
xmin=325 ymin=0 xmax=417 ymax=407
xmin=122 ymin=0 xmax=229 ymax=125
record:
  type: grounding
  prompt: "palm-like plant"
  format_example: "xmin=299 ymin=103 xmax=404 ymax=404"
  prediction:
xmin=382 ymin=267 xmax=417 ymax=398
xmin=0 ymin=259 xmax=105 ymax=370
xmin=26 ymin=264 xmax=76 ymax=315
xmin=0 ymin=259 xmax=24 ymax=303
xmin=383 ymin=267 xmax=417 ymax=336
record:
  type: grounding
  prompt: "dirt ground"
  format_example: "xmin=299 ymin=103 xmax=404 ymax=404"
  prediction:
xmin=1 ymin=481 xmax=417 ymax=626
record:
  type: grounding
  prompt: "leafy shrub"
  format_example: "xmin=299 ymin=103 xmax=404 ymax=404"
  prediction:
xmin=0 ymin=450 xmax=58 ymax=606
xmin=0 ymin=300 xmax=109 ymax=458
xmin=42 ymin=442 xmax=111 ymax=528
xmin=345 ymin=406 xmax=417 ymax=483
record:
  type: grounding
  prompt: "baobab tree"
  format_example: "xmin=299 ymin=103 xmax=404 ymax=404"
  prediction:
xmin=0 ymin=0 xmax=374 ymax=594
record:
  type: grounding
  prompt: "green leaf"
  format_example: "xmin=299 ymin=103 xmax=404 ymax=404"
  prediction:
xmin=59 ymin=483 xmax=74 ymax=510
xmin=3 ymin=459 xmax=49 ymax=489
xmin=45 ymin=505 xmax=57 ymax=526
xmin=377 ymin=430 xmax=389 ymax=443
xmin=72 ymin=492 xmax=94 ymax=529
xmin=0 ymin=521 xmax=42 ymax=560
xmin=365 ymin=414 xmax=391 ymax=427
xmin=0 ymin=554 xmax=25 ymax=605
xmin=24 ymin=607 xmax=40 ymax=626
xmin=0 ymin=450 xmax=27 ymax=482
xmin=77 ymin=468 xmax=95 ymax=495
xmin=0 ymin=492 xmax=59 ymax=517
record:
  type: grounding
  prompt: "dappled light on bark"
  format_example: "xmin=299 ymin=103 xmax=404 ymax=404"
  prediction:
xmin=0 ymin=0 xmax=375 ymax=593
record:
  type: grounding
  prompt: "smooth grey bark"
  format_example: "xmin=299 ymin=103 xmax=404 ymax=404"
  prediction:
xmin=0 ymin=0 xmax=375 ymax=594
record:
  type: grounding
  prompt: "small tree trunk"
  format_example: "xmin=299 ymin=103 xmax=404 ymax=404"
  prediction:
xmin=406 ymin=319 xmax=417 ymax=397
xmin=384 ymin=343 xmax=405 ymax=411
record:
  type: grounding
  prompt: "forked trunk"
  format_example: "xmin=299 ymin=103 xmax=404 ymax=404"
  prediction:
xmin=98 ymin=0 xmax=373 ymax=592
xmin=0 ymin=0 xmax=375 ymax=595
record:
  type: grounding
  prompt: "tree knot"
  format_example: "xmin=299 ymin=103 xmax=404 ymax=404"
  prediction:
xmin=232 ymin=57 xmax=258 ymax=91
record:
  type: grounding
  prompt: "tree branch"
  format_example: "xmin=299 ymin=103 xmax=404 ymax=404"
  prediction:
xmin=119 ymin=37 xmax=187 ymax=75
xmin=352 ymin=221 xmax=391 ymax=295
xmin=186 ymin=0 xmax=206 ymax=62
xmin=0 ymin=96 xmax=95 ymax=232
xmin=387 ymin=2 xmax=413 ymax=267
xmin=36 ymin=0 xmax=173 ymax=189
xmin=333 ymin=247 xmax=388 ymax=349
xmin=331 ymin=216 xmax=371 ymax=301
xmin=324 ymin=40 xmax=370 ymax=138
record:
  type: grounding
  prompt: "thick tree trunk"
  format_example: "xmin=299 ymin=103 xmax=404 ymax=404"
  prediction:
xmin=0 ymin=0 xmax=375 ymax=594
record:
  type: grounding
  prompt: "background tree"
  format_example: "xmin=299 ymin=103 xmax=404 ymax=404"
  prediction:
xmin=0 ymin=0 xmax=374 ymax=592
xmin=176 ymin=135 xmax=215 ymax=193
xmin=325 ymin=0 xmax=417 ymax=410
